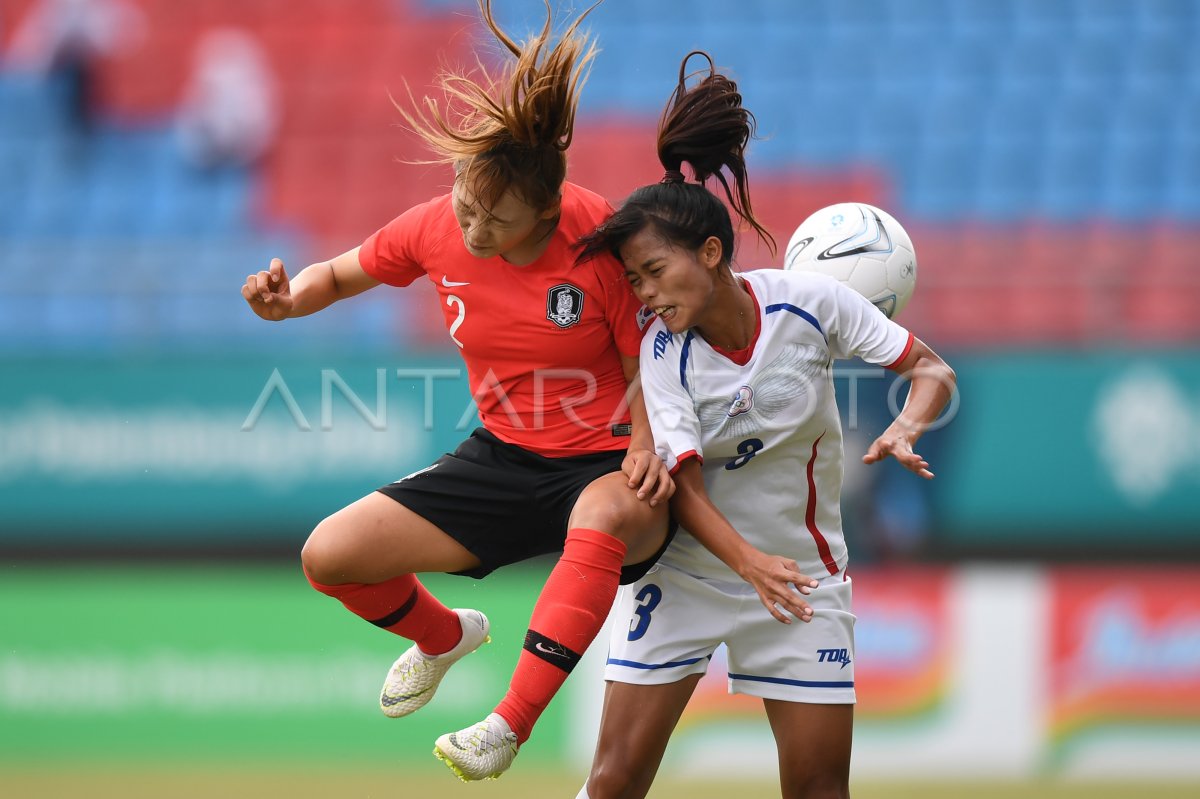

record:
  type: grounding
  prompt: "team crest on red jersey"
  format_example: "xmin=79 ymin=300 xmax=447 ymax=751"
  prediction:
xmin=546 ymin=283 xmax=584 ymax=328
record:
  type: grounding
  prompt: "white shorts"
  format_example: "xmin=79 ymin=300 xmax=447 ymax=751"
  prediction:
xmin=604 ymin=563 xmax=856 ymax=704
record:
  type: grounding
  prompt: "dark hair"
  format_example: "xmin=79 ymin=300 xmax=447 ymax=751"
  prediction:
xmin=395 ymin=0 xmax=599 ymax=211
xmin=576 ymin=51 xmax=775 ymax=265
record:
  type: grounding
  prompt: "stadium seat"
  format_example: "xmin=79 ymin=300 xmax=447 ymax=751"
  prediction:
xmin=1133 ymin=0 xmax=1198 ymax=37
xmin=993 ymin=37 xmax=1064 ymax=97
xmin=948 ymin=0 xmax=1014 ymax=41
xmin=1010 ymin=0 xmax=1077 ymax=38
xmin=1126 ymin=285 xmax=1200 ymax=341
xmin=975 ymin=140 xmax=1041 ymax=221
xmin=1103 ymin=138 xmax=1167 ymax=219
xmin=1124 ymin=37 xmax=1189 ymax=96
xmin=932 ymin=43 xmax=998 ymax=97
xmin=1071 ymin=0 xmax=1139 ymax=39
xmin=888 ymin=0 xmax=950 ymax=37
xmin=1060 ymin=38 xmax=1128 ymax=98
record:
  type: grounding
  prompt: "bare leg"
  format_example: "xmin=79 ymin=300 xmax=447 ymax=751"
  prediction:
xmin=763 ymin=699 xmax=853 ymax=799
xmin=586 ymin=676 xmax=702 ymax=799
xmin=301 ymin=491 xmax=481 ymax=584
xmin=569 ymin=472 xmax=669 ymax=564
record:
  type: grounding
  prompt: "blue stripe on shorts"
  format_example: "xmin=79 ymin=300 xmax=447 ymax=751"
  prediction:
xmin=728 ymin=672 xmax=853 ymax=689
xmin=607 ymin=656 xmax=708 ymax=670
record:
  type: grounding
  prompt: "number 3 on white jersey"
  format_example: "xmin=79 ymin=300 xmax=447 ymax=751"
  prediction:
xmin=446 ymin=294 xmax=465 ymax=348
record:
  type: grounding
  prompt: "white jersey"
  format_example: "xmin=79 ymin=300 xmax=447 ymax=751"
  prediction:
xmin=640 ymin=268 xmax=913 ymax=580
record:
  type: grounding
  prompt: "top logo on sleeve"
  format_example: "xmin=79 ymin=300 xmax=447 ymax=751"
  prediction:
xmin=546 ymin=283 xmax=584 ymax=328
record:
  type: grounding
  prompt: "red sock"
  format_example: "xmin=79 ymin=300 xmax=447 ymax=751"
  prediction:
xmin=494 ymin=528 xmax=626 ymax=743
xmin=303 ymin=569 xmax=463 ymax=656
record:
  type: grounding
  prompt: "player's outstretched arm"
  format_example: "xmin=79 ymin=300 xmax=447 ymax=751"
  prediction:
xmin=863 ymin=336 xmax=956 ymax=478
xmin=671 ymin=460 xmax=818 ymax=624
xmin=241 ymin=247 xmax=380 ymax=322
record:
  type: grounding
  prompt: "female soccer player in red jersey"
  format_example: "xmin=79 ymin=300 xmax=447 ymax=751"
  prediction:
xmin=240 ymin=0 xmax=671 ymax=782
xmin=573 ymin=53 xmax=956 ymax=799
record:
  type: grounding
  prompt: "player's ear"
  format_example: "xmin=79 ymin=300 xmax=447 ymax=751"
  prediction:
xmin=701 ymin=235 xmax=724 ymax=269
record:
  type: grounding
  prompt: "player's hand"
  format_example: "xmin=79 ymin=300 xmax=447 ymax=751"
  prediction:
xmin=621 ymin=448 xmax=675 ymax=507
xmin=737 ymin=550 xmax=818 ymax=624
xmin=863 ymin=428 xmax=934 ymax=479
xmin=242 ymin=258 xmax=293 ymax=321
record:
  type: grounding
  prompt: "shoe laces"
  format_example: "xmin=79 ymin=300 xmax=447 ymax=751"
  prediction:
xmin=466 ymin=721 xmax=517 ymax=754
xmin=400 ymin=653 xmax=433 ymax=678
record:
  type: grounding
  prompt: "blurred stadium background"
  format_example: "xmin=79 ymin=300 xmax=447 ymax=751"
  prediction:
xmin=1 ymin=0 xmax=1198 ymax=796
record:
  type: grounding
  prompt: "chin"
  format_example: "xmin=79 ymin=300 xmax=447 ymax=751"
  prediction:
xmin=664 ymin=315 xmax=688 ymax=334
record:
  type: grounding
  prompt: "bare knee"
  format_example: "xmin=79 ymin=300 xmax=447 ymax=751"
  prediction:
xmin=588 ymin=753 xmax=653 ymax=799
xmin=300 ymin=515 xmax=361 ymax=586
xmin=782 ymin=771 xmax=850 ymax=799
xmin=571 ymin=476 xmax=666 ymax=560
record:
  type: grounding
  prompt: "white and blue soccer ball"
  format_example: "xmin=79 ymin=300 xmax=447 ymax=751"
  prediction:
xmin=783 ymin=202 xmax=917 ymax=320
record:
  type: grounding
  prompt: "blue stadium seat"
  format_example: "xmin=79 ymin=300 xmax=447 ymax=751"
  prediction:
xmin=0 ymin=74 xmax=68 ymax=136
xmin=888 ymin=0 xmax=951 ymax=39
xmin=991 ymin=37 xmax=1064 ymax=98
xmin=1060 ymin=38 xmax=1128 ymax=98
xmin=1102 ymin=137 xmax=1167 ymax=219
xmin=1124 ymin=37 xmax=1189 ymax=96
xmin=870 ymin=36 xmax=939 ymax=101
xmin=1071 ymin=0 xmax=1138 ymax=39
xmin=746 ymin=99 xmax=801 ymax=167
xmin=1165 ymin=140 xmax=1200 ymax=217
xmin=975 ymin=138 xmax=1042 ymax=220
xmin=820 ymin=0 xmax=891 ymax=43
xmin=982 ymin=85 xmax=1052 ymax=147
xmin=1171 ymin=97 xmax=1200 ymax=149
xmin=933 ymin=43 xmax=999 ymax=97
xmin=1036 ymin=90 xmax=1117 ymax=218
xmin=1011 ymin=0 xmax=1077 ymax=38
xmin=1110 ymin=90 xmax=1174 ymax=150
xmin=948 ymin=0 xmax=1014 ymax=41
xmin=856 ymin=95 xmax=921 ymax=174
xmin=1133 ymin=0 xmax=1198 ymax=37
xmin=906 ymin=139 xmax=979 ymax=219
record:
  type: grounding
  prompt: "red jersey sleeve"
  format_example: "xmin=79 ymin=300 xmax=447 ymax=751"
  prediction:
xmin=358 ymin=198 xmax=441 ymax=287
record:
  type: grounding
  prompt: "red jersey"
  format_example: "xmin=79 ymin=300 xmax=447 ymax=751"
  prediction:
xmin=359 ymin=182 xmax=650 ymax=457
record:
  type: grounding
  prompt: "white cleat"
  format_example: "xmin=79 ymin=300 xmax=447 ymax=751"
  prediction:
xmin=379 ymin=608 xmax=490 ymax=718
xmin=433 ymin=712 xmax=519 ymax=782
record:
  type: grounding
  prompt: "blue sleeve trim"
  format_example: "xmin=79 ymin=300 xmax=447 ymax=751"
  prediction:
xmin=765 ymin=303 xmax=825 ymax=341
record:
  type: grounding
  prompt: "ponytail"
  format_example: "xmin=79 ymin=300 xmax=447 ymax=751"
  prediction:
xmin=578 ymin=51 xmax=774 ymax=265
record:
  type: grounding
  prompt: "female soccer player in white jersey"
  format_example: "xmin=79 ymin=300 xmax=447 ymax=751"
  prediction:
xmin=574 ymin=52 xmax=956 ymax=799
xmin=240 ymin=1 xmax=674 ymax=783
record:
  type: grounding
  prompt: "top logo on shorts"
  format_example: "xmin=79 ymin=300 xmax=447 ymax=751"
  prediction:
xmin=546 ymin=283 xmax=584 ymax=328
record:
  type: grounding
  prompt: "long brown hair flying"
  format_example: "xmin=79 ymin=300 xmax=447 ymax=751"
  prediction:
xmin=395 ymin=0 xmax=601 ymax=212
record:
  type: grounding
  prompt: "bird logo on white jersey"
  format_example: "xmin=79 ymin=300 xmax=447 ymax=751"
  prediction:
xmin=728 ymin=386 xmax=754 ymax=417
xmin=694 ymin=344 xmax=828 ymax=438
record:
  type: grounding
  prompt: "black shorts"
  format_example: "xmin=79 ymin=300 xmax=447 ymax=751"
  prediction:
xmin=377 ymin=428 xmax=672 ymax=582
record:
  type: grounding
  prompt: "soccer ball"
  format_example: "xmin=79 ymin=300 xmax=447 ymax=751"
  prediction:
xmin=783 ymin=202 xmax=917 ymax=320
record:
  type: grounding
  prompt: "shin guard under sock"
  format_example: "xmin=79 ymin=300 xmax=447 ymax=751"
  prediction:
xmin=494 ymin=527 xmax=626 ymax=742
